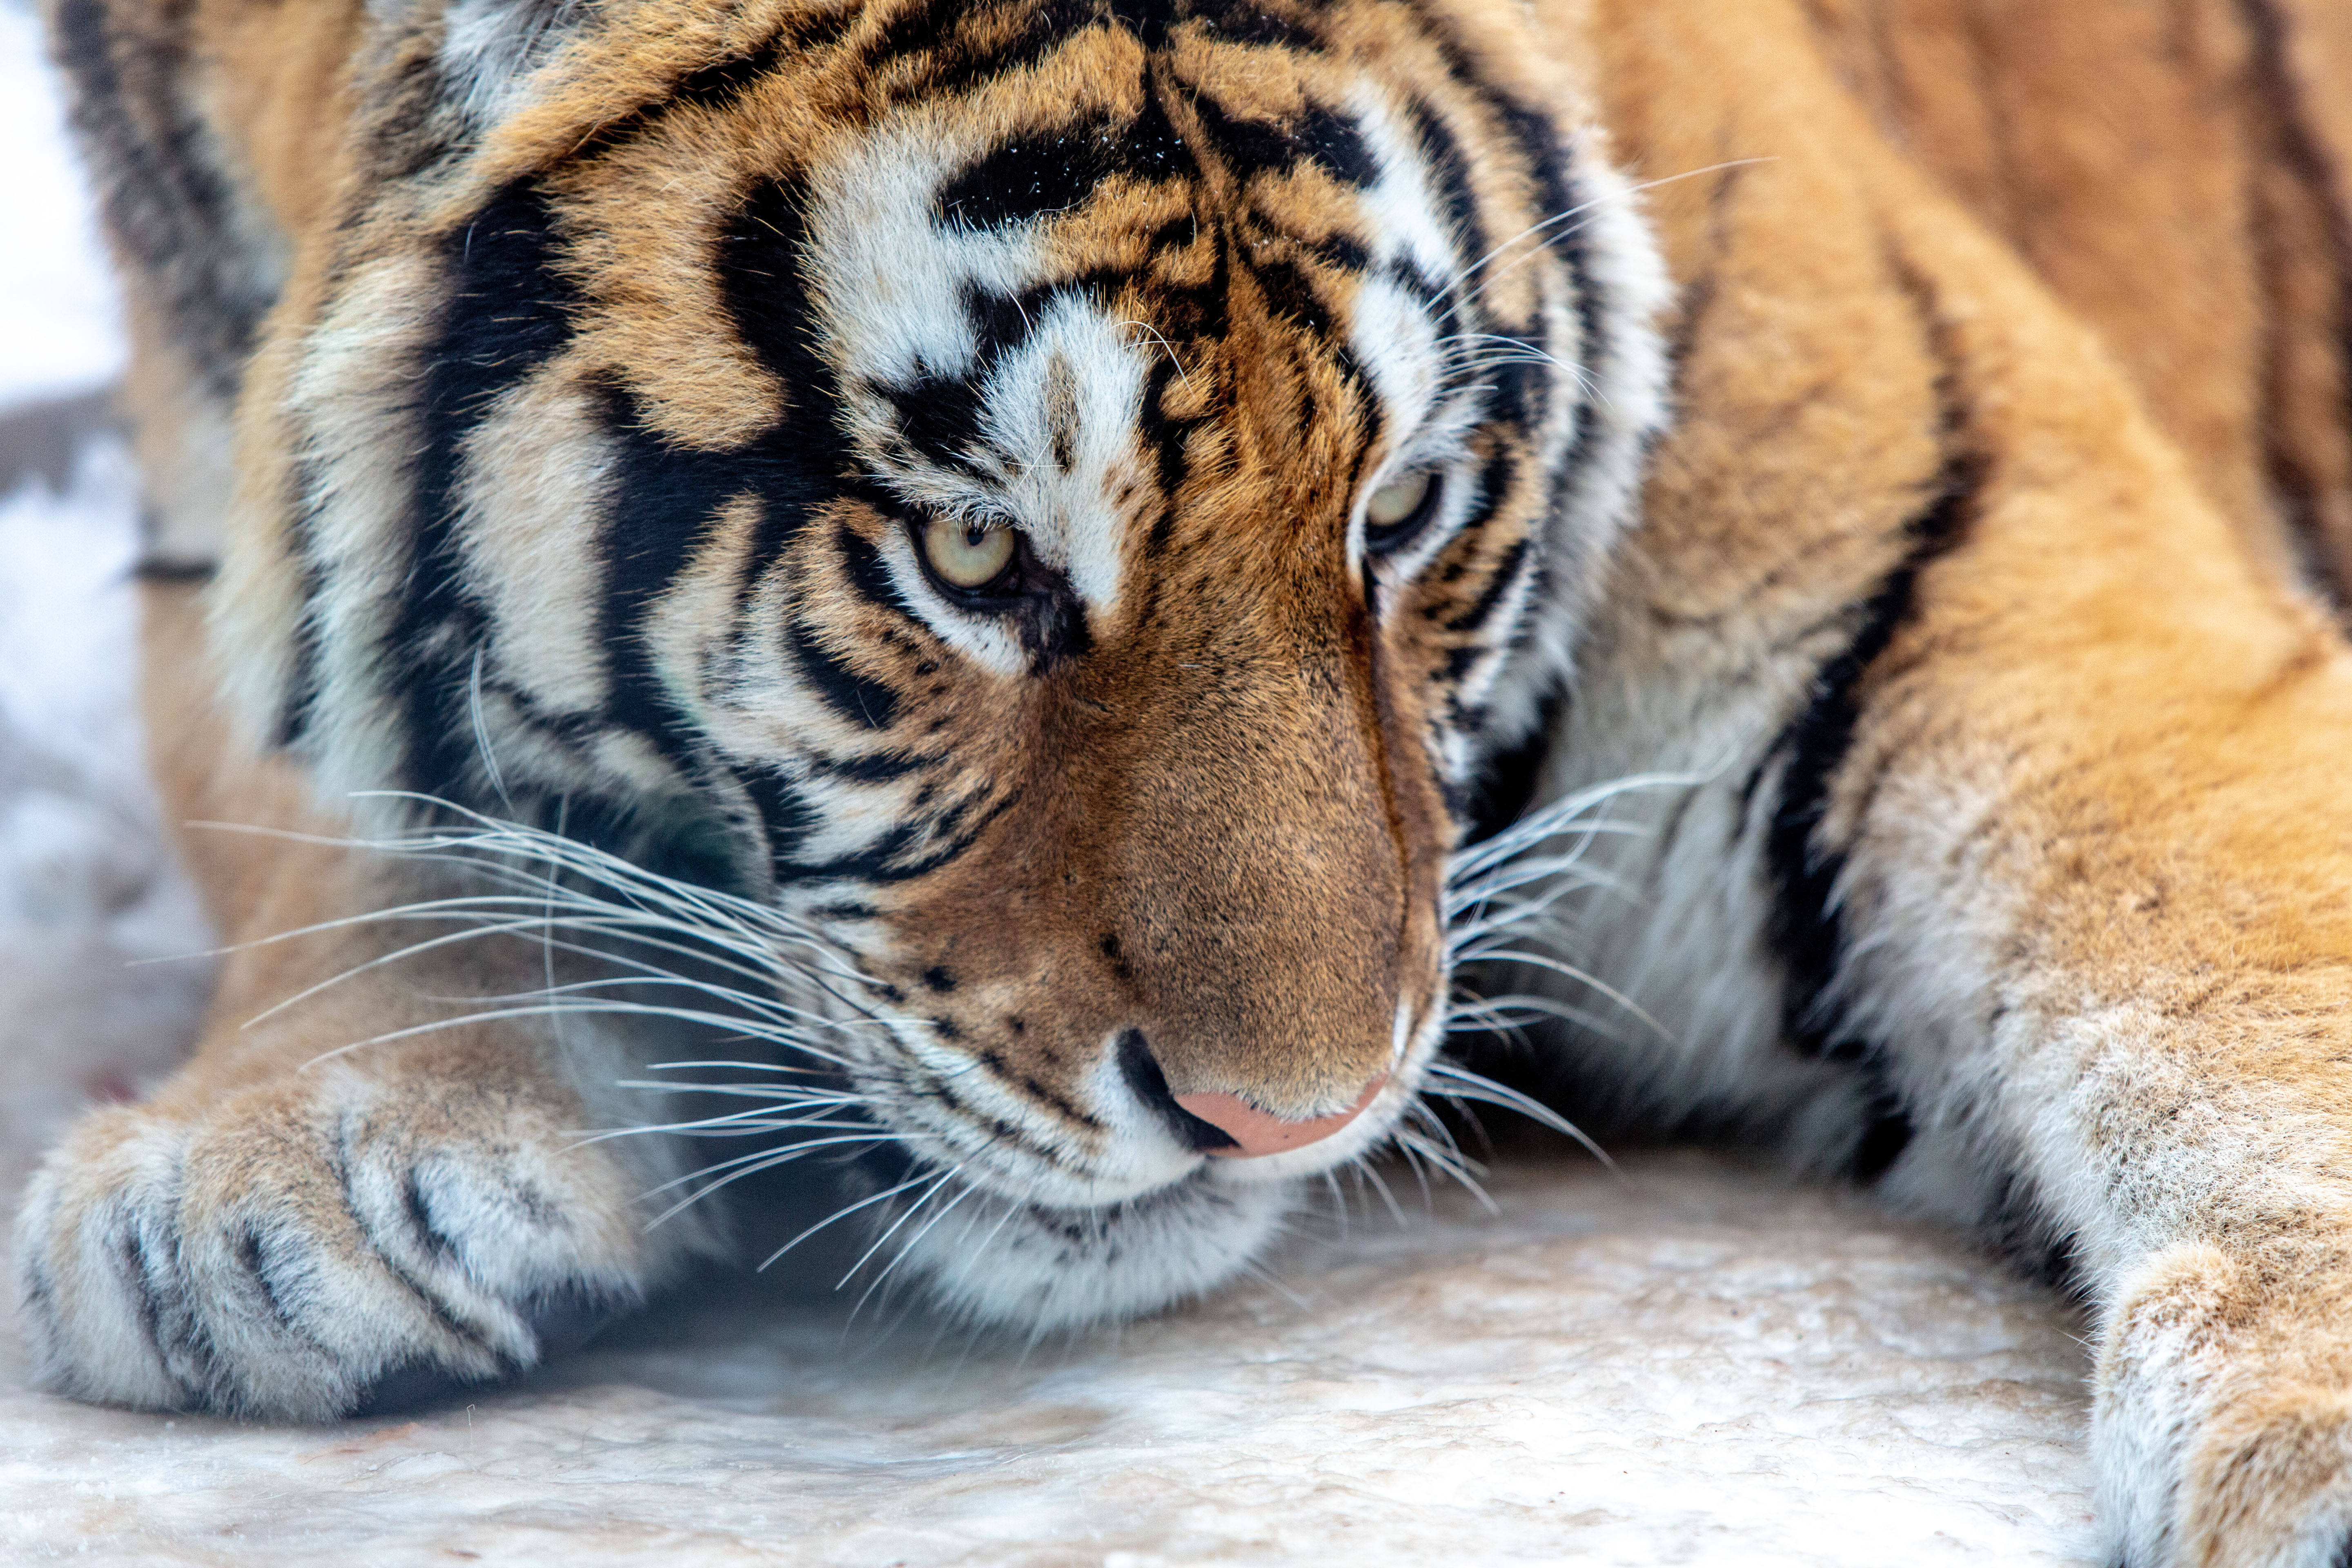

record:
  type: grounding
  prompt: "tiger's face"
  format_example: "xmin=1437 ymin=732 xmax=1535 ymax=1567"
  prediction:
xmin=232 ymin=0 xmax=1666 ymax=1325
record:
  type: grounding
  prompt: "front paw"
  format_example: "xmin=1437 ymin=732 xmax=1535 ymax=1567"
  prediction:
xmin=2097 ymin=1244 xmax=2352 ymax=1567
xmin=13 ymin=1065 xmax=660 ymax=1420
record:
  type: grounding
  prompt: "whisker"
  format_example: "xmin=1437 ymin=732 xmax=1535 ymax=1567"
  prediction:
xmin=837 ymin=1165 xmax=962 ymax=1291
xmin=1395 ymin=1129 xmax=1499 ymax=1214
xmin=1232 ymin=1256 xmax=1312 ymax=1312
xmin=1354 ymin=1159 xmax=1408 ymax=1227
xmin=642 ymin=1132 xmax=923 ymax=1223
xmin=757 ymin=1170 xmax=940 ymax=1272
xmin=1422 ymin=1059 xmax=1617 ymax=1173
xmin=1461 ymin=949 xmax=1673 ymax=1041
xmin=1462 ymin=160 xmax=1768 ymax=300
xmin=849 ymin=1173 xmax=982 ymax=1322
xmin=1320 ymin=1169 xmax=1351 ymax=1241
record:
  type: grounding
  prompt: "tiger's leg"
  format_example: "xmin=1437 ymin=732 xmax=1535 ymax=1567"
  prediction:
xmin=1747 ymin=207 xmax=2352 ymax=1568
xmin=1816 ymin=406 xmax=2352 ymax=1566
xmin=11 ymin=581 xmax=719 ymax=1419
xmin=1551 ymin=9 xmax=2352 ymax=1559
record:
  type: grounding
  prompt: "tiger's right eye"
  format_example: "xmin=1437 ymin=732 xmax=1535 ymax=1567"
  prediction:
xmin=921 ymin=516 xmax=1018 ymax=591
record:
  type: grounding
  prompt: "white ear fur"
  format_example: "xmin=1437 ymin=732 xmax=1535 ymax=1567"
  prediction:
xmin=366 ymin=0 xmax=584 ymax=126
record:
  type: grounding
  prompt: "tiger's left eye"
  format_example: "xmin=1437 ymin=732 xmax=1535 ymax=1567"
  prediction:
xmin=922 ymin=515 xmax=1018 ymax=590
xmin=1363 ymin=470 xmax=1440 ymax=553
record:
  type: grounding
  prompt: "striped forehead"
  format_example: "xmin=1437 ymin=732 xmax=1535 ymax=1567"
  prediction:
xmin=1345 ymin=87 xmax=1479 ymax=453
xmin=786 ymin=65 xmax=1477 ymax=615
xmin=802 ymin=120 xmax=1152 ymax=618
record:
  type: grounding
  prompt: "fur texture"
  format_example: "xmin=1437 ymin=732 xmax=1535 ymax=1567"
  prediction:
xmin=21 ymin=1 xmax=2352 ymax=1561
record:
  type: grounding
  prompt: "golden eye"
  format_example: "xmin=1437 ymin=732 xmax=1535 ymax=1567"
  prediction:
xmin=1364 ymin=470 xmax=1435 ymax=537
xmin=921 ymin=515 xmax=1018 ymax=590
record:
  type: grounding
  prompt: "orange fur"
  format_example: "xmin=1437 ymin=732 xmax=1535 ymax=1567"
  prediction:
xmin=24 ymin=2 xmax=2352 ymax=1557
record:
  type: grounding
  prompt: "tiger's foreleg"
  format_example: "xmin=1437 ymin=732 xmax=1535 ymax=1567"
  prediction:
xmin=11 ymin=583 xmax=720 ymax=1419
xmin=1772 ymin=259 xmax=2352 ymax=1567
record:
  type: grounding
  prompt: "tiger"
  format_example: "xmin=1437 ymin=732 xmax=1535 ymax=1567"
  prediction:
xmin=18 ymin=0 xmax=2352 ymax=1558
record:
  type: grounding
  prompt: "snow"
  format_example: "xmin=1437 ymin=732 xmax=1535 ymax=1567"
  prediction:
xmin=0 ymin=0 xmax=124 ymax=411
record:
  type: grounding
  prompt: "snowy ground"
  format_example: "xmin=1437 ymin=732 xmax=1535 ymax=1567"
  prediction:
xmin=0 ymin=7 xmax=2098 ymax=1563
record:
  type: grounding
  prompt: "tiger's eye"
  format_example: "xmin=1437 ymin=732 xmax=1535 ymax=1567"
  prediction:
xmin=921 ymin=516 xmax=1018 ymax=590
xmin=1365 ymin=471 xmax=1434 ymax=533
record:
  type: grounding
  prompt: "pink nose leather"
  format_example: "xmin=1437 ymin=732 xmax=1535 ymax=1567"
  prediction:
xmin=1175 ymin=1075 xmax=1388 ymax=1158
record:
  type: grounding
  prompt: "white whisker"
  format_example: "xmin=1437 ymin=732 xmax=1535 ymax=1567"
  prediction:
xmin=1422 ymin=1060 xmax=1617 ymax=1172
xmin=757 ymin=1170 xmax=940 ymax=1272
xmin=837 ymin=1166 xmax=962 ymax=1291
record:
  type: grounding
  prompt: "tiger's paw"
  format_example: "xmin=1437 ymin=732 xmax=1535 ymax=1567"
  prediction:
xmin=2096 ymin=1244 xmax=2352 ymax=1568
xmin=12 ymin=1063 xmax=664 ymax=1421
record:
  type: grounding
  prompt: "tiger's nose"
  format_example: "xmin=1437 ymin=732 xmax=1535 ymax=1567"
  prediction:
xmin=1174 ymin=1076 xmax=1388 ymax=1159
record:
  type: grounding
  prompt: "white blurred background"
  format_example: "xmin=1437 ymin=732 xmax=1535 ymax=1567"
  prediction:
xmin=0 ymin=0 xmax=212 ymax=1197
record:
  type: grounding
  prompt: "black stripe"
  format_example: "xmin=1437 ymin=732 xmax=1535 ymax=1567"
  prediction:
xmin=673 ymin=36 xmax=792 ymax=110
xmin=50 ymin=0 xmax=276 ymax=401
xmin=333 ymin=1135 xmax=502 ymax=1368
xmin=1849 ymin=1080 xmax=1914 ymax=1181
xmin=925 ymin=1073 xmax=1069 ymax=1167
xmin=1441 ymin=536 xmax=1531 ymax=635
xmin=1116 ymin=1030 xmax=1238 ymax=1152
xmin=1399 ymin=98 xmax=1490 ymax=283
xmin=133 ymin=558 xmax=218 ymax=585
xmin=403 ymin=1172 xmax=458 ymax=1261
xmin=935 ymin=100 xmax=1192 ymax=229
xmin=1245 ymin=255 xmax=1331 ymax=335
xmin=1761 ymin=447 xmax=1984 ymax=1056
xmin=359 ymin=40 xmax=470 ymax=184
xmin=592 ymin=392 xmax=752 ymax=779
xmin=1761 ymin=256 xmax=1985 ymax=1064
xmin=1385 ymin=6 xmax=1593 ymax=653
xmin=743 ymin=766 xmax=820 ymax=880
xmin=1013 ymin=1069 xmax=1105 ymax=1131
xmin=1463 ymin=682 xmax=1561 ymax=839
xmin=390 ymin=178 xmax=578 ymax=799
xmin=720 ymin=180 xmax=865 ymax=570
xmin=232 ymin=1226 xmax=303 ymax=1334
xmin=1139 ymin=355 xmax=1198 ymax=530
xmin=110 ymin=1210 xmax=187 ymax=1406
xmin=787 ymin=617 xmax=904 ymax=730
xmin=869 ymin=0 xmax=1103 ymax=102
xmin=277 ymin=457 xmax=332 ymax=748
xmin=804 ymin=746 xmax=936 ymax=783
xmin=565 ymin=15 xmax=856 ymax=162
xmin=1182 ymin=0 xmax=1323 ymax=51
xmin=1186 ymin=91 xmax=1376 ymax=189
xmin=876 ymin=374 xmax=992 ymax=474
xmin=835 ymin=515 xmax=917 ymax=617
xmin=1984 ymin=1168 xmax=2085 ymax=1298
xmin=786 ymin=784 xmax=1022 ymax=884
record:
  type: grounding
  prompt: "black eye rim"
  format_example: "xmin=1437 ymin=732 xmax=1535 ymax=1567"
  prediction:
xmin=909 ymin=513 xmax=1030 ymax=605
xmin=1361 ymin=469 xmax=1446 ymax=557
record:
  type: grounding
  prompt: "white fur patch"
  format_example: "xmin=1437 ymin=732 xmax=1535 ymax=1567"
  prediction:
xmin=800 ymin=120 xmax=1154 ymax=650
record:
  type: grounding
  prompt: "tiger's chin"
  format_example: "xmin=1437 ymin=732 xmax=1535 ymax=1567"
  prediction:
xmin=822 ymin=1035 xmax=1443 ymax=1333
xmin=860 ymin=1161 xmax=1297 ymax=1335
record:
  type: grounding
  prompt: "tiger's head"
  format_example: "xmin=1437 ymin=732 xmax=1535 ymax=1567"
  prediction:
xmin=223 ymin=0 xmax=1667 ymax=1326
